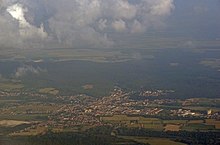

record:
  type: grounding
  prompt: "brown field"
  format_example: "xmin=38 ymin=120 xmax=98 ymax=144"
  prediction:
xmin=0 ymin=120 xmax=30 ymax=127
xmin=52 ymin=128 xmax=64 ymax=133
xmin=205 ymin=119 xmax=218 ymax=123
xmin=205 ymin=119 xmax=220 ymax=129
xmin=188 ymin=120 xmax=204 ymax=124
xmin=39 ymin=88 xmax=59 ymax=95
xmin=215 ymin=124 xmax=220 ymax=129
xmin=164 ymin=124 xmax=181 ymax=131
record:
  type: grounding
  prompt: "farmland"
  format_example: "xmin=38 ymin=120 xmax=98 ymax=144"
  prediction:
xmin=39 ymin=88 xmax=59 ymax=95
xmin=0 ymin=86 xmax=220 ymax=144
xmin=0 ymin=120 xmax=30 ymax=127
xmin=101 ymin=115 xmax=220 ymax=132
xmin=0 ymin=83 xmax=24 ymax=91
xmin=10 ymin=126 xmax=48 ymax=136
xmin=164 ymin=124 xmax=181 ymax=131
xmin=205 ymin=119 xmax=220 ymax=129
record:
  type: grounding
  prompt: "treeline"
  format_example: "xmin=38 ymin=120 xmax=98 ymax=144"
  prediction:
xmin=39 ymin=132 xmax=145 ymax=145
xmin=3 ymin=125 xmax=220 ymax=145
xmin=116 ymin=127 xmax=220 ymax=145
xmin=1 ymin=129 xmax=146 ymax=145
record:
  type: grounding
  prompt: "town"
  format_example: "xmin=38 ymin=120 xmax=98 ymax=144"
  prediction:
xmin=0 ymin=87 xmax=220 ymax=135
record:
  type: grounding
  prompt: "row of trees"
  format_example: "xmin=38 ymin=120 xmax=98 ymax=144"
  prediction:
xmin=116 ymin=127 xmax=220 ymax=145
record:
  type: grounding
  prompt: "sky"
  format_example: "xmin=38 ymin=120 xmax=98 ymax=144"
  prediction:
xmin=0 ymin=0 xmax=220 ymax=49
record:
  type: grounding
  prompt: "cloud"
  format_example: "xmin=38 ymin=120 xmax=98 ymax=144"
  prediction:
xmin=0 ymin=0 xmax=175 ymax=49
xmin=7 ymin=3 xmax=47 ymax=39
xmin=112 ymin=19 xmax=127 ymax=32
xmin=131 ymin=20 xmax=145 ymax=33
xmin=15 ymin=65 xmax=46 ymax=78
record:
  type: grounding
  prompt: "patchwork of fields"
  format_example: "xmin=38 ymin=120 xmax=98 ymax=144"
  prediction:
xmin=101 ymin=115 xmax=220 ymax=132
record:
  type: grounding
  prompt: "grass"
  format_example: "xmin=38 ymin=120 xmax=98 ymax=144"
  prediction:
xmin=0 ymin=114 xmax=48 ymax=121
xmin=62 ymin=127 xmax=79 ymax=133
xmin=101 ymin=116 xmax=219 ymax=132
xmin=142 ymin=124 xmax=163 ymax=131
xmin=101 ymin=115 xmax=163 ymax=130
xmin=101 ymin=115 xmax=220 ymax=132
xmin=139 ymin=117 xmax=161 ymax=122
xmin=163 ymin=120 xmax=188 ymax=124
xmin=101 ymin=115 xmax=159 ymax=122
xmin=182 ymin=123 xmax=215 ymax=131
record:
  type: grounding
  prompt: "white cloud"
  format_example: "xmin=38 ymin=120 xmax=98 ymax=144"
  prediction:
xmin=149 ymin=0 xmax=174 ymax=16
xmin=97 ymin=19 xmax=107 ymax=31
xmin=131 ymin=20 xmax=145 ymax=33
xmin=7 ymin=3 xmax=47 ymax=37
xmin=106 ymin=0 xmax=137 ymax=19
xmin=15 ymin=65 xmax=46 ymax=78
xmin=0 ymin=0 xmax=175 ymax=49
xmin=112 ymin=19 xmax=126 ymax=32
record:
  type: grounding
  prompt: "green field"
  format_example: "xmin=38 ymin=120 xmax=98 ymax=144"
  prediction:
xmin=0 ymin=103 xmax=60 ymax=115
xmin=163 ymin=120 xmax=188 ymax=124
xmin=101 ymin=115 xmax=163 ymax=130
xmin=182 ymin=123 xmax=215 ymax=131
xmin=183 ymin=106 xmax=220 ymax=112
xmin=0 ymin=114 xmax=48 ymax=121
xmin=101 ymin=115 xmax=220 ymax=131
xmin=0 ymin=83 xmax=24 ymax=91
